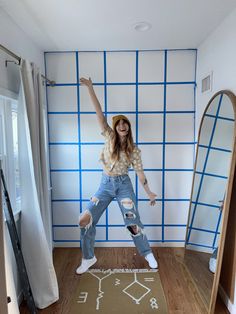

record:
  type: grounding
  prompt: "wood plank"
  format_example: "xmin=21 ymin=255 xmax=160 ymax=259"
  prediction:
xmin=184 ymin=249 xmax=213 ymax=309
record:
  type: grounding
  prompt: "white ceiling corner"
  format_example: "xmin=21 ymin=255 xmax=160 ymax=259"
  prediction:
xmin=1 ymin=0 xmax=236 ymax=51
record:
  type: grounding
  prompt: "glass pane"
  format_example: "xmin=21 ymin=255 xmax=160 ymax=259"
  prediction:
xmin=12 ymin=109 xmax=21 ymax=204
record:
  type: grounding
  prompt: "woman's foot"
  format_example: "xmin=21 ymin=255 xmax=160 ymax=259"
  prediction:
xmin=145 ymin=253 xmax=158 ymax=269
xmin=76 ymin=256 xmax=97 ymax=274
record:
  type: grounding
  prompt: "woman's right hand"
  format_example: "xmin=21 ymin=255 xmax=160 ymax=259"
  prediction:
xmin=80 ymin=77 xmax=93 ymax=89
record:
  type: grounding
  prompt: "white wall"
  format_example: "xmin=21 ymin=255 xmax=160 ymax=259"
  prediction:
xmin=196 ymin=7 xmax=236 ymax=314
xmin=0 ymin=7 xmax=44 ymax=310
xmin=196 ymin=7 xmax=236 ymax=131
xmin=0 ymin=8 xmax=44 ymax=94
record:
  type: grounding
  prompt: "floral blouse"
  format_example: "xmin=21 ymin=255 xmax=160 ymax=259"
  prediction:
xmin=99 ymin=125 xmax=143 ymax=175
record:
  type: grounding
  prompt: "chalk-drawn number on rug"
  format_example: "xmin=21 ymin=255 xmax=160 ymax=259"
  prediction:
xmin=150 ymin=297 xmax=159 ymax=309
xmin=144 ymin=277 xmax=154 ymax=282
xmin=77 ymin=292 xmax=88 ymax=303
xmin=115 ymin=278 xmax=120 ymax=286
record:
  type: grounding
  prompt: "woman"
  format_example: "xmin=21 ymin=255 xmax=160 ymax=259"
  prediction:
xmin=76 ymin=77 xmax=158 ymax=274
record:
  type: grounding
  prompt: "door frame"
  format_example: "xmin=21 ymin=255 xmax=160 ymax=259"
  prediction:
xmin=0 ymin=171 xmax=8 ymax=314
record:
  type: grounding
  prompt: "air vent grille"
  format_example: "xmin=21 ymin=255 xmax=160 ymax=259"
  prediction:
xmin=201 ymin=72 xmax=212 ymax=93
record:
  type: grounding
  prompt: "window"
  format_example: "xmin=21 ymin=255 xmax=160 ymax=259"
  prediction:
xmin=0 ymin=96 xmax=20 ymax=214
xmin=11 ymin=105 xmax=20 ymax=202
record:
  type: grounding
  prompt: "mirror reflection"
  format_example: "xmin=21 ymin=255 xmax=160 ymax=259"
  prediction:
xmin=185 ymin=91 xmax=235 ymax=312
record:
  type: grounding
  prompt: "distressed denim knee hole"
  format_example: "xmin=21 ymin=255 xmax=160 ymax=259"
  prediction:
xmin=90 ymin=196 xmax=99 ymax=206
xmin=127 ymin=224 xmax=139 ymax=235
xmin=121 ymin=198 xmax=134 ymax=210
xmin=79 ymin=210 xmax=93 ymax=231
xmin=124 ymin=211 xmax=136 ymax=219
xmin=126 ymin=225 xmax=145 ymax=238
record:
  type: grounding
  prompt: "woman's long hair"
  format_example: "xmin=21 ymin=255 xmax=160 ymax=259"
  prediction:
xmin=111 ymin=119 xmax=135 ymax=162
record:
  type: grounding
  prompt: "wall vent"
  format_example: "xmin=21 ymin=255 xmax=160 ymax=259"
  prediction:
xmin=201 ymin=72 xmax=212 ymax=93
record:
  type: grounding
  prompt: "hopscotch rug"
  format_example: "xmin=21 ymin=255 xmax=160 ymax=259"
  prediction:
xmin=70 ymin=269 xmax=168 ymax=313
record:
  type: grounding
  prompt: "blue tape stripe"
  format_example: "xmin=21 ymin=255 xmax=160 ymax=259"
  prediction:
xmin=51 ymin=198 xmax=190 ymax=202
xmin=193 ymin=50 xmax=197 ymax=166
xmin=51 ymin=169 xmax=103 ymax=172
xmin=135 ymin=51 xmax=139 ymax=202
xmin=50 ymin=168 xmax=193 ymax=172
xmin=49 ymin=141 xmax=196 ymax=145
xmin=165 ymin=142 xmax=196 ymax=145
xmin=138 ymin=142 xmax=196 ymax=145
xmin=103 ymin=51 xmax=108 ymax=241
xmin=198 ymin=144 xmax=231 ymax=153
xmin=52 ymin=199 xmax=82 ymax=202
xmin=76 ymin=52 xmax=82 ymax=215
xmin=54 ymin=225 xmax=79 ymax=228
xmin=191 ymin=201 xmax=221 ymax=209
xmin=48 ymin=111 xmax=79 ymax=114
xmin=165 ymin=111 xmax=195 ymax=114
xmin=195 ymin=171 xmax=228 ymax=179
xmin=154 ymin=198 xmax=190 ymax=201
xmin=187 ymin=94 xmax=223 ymax=243
xmin=80 ymin=142 xmax=103 ymax=145
xmin=110 ymin=81 xmax=196 ymax=85
xmin=212 ymin=209 xmax=222 ymax=247
xmin=51 ymin=169 xmax=80 ymax=172
xmin=49 ymin=142 xmax=79 ymax=145
xmin=48 ymin=110 xmax=195 ymax=115
xmin=47 ymin=81 xmax=196 ymax=87
xmin=48 ymin=83 xmax=77 ymax=86
xmin=104 ymin=51 xmax=107 ymax=115
xmin=162 ymin=50 xmax=167 ymax=242
xmin=189 ymin=226 xmax=220 ymax=235
xmin=205 ymin=113 xmax=234 ymax=122
xmin=53 ymin=223 xmax=187 ymax=228
xmin=162 ymin=169 xmax=193 ymax=171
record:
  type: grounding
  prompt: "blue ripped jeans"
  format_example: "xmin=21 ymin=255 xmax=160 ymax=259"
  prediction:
xmin=80 ymin=173 xmax=152 ymax=259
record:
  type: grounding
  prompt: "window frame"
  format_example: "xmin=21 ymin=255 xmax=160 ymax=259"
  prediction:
xmin=0 ymin=92 xmax=21 ymax=219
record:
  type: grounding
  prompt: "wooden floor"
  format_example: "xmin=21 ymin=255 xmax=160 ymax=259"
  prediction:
xmin=184 ymin=249 xmax=215 ymax=309
xmin=20 ymin=247 xmax=229 ymax=314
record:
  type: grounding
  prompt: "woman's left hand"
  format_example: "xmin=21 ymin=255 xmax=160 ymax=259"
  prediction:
xmin=148 ymin=192 xmax=157 ymax=206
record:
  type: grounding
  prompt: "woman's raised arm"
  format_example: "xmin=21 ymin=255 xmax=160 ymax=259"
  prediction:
xmin=80 ymin=77 xmax=108 ymax=132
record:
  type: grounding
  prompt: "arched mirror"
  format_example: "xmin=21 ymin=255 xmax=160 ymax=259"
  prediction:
xmin=185 ymin=90 xmax=236 ymax=314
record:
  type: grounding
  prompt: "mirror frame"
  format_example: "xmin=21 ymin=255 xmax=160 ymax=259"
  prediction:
xmin=185 ymin=90 xmax=236 ymax=314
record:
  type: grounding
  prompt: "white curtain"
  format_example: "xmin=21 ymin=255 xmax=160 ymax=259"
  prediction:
xmin=18 ymin=59 xmax=58 ymax=309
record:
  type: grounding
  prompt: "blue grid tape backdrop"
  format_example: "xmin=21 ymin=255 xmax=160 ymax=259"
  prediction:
xmin=43 ymin=49 xmax=223 ymax=249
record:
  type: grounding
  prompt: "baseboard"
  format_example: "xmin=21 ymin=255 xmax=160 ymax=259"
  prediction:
xmin=185 ymin=245 xmax=213 ymax=254
xmin=219 ymin=284 xmax=236 ymax=314
xmin=53 ymin=242 xmax=185 ymax=248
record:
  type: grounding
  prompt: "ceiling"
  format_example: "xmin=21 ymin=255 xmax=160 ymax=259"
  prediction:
xmin=1 ymin=0 xmax=236 ymax=51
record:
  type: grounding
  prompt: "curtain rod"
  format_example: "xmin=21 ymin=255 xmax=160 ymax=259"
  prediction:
xmin=0 ymin=44 xmax=55 ymax=86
